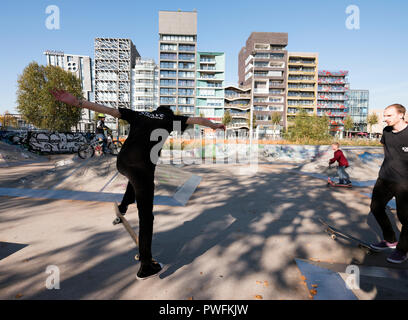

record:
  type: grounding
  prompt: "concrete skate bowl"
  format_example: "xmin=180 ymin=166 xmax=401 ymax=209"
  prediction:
xmin=0 ymin=140 xmax=46 ymax=167
xmin=0 ymin=154 xmax=200 ymax=206
xmin=260 ymin=144 xmax=333 ymax=164
xmin=297 ymin=147 xmax=384 ymax=183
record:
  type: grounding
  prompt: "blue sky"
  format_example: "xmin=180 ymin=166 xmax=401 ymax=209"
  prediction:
xmin=1 ymin=0 xmax=407 ymax=114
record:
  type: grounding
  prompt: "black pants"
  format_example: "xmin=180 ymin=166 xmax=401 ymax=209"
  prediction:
xmin=370 ymin=177 xmax=408 ymax=253
xmin=116 ymin=157 xmax=156 ymax=264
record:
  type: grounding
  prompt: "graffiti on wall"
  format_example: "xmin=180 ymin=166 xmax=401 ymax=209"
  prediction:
xmin=0 ymin=131 xmax=91 ymax=154
xmin=27 ymin=132 xmax=89 ymax=153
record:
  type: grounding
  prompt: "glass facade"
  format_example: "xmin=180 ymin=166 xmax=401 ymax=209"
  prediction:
xmin=195 ymin=52 xmax=225 ymax=123
xmin=347 ymin=90 xmax=369 ymax=132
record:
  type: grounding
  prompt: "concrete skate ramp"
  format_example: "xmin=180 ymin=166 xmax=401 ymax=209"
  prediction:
xmin=52 ymin=157 xmax=192 ymax=197
xmin=0 ymin=155 xmax=198 ymax=205
xmin=0 ymin=141 xmax=45 ymax=167
xmin=298 ymin=147 xmax=383 ymax=182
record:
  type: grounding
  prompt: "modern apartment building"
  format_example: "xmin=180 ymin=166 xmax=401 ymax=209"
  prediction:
xmin=158 ymin=10 xmax=197 ymax=116
xmin=347 ymin=89 xmax=369 ymax=133
xmin=196 ymin=52 xmax=225 ymax=122
xmin=131 ymin=58 xmax=159 ymax=112
xmin=224 ymin=85 xmax=251 ymax=132
xmin=238 ymin=32 xmax=288 ymax=134
xmin=317 ymin=70 xmax=350 ymax=137
xmin=44 ymin=50 xmax=94 ymax=131
xmin=94 ymin=38 xmax=139 ymax=129
xmin=286 ymin=53 xmax=318 ymax=124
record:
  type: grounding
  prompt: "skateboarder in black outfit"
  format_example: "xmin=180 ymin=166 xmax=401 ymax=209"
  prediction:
xmin=369 ymin=104 xmax=408 ymax=264
xmin=50 ymin=89 xmax=225 ymax=278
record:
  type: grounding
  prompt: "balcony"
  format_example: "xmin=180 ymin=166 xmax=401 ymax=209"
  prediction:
xmin=225 ymin=94 xmax=251 ymax=100
xmin=230 ymin=122 xmax=249 ymax=128
xmin=178 ymin=46 xmax=195 ymax=52
xmin=200 ymin=58 xmax=216 ymax=63
xmin=318 ymin=79 xmax=347 ymax=85
xmin=225 ymin=104 xmax=250 ymax=110
xmin=253 ymin=88 xmax=268 ymax=94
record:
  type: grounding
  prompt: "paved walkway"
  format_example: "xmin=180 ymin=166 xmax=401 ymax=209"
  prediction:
xmin=0 ymin=157 xmax=407 ymax=300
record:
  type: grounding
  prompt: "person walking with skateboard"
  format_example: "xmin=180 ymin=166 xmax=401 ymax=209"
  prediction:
xmin=329 ymin=142 xmax=351 ymax=185
xmin=369 ymin=104 xmax=408 ymax=264
xmin=50 ymin=88 xmax=225 ymax=279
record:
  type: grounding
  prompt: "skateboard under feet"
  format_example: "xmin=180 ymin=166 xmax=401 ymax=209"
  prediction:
xmin=113 ymin=202 xmax=139 ymax=261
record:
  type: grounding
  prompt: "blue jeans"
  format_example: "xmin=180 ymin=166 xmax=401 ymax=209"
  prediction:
xmin=96 ymin=133 xmax=107 ymax=153
xmin=337 ymin=166 xmax=351 ymax=184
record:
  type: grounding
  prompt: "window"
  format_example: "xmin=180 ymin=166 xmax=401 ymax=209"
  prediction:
xmin=179 ymin=71 xmax=194 ymax=78
xmin=179 ymin=54 xmax=195 ymax=61
xmin=255 ymin=43 xmax=269 ymax=50
xmin=178 ymin=88 xmax=194 ymax=96
xmin=160 ymin=62 xmax=176 ymax=69
xmin=199 ymin=89 xmax=215 ymax=96
xmin=179 ymin=62 xmax=195 ymax=70
xmin=178 ymin=80 xmax=195 ymax=87
xmin=160 ymin=97 xmax=176 ymax=104
xmin=160 ymin=43 xmax=177 ymax=51
xmin=160 ymin=53 xmax=177 ymax=60
xmin=162 ymin=35 xmax=195 ymax=42
xmin=178 ymin=97 xmax=194 ymax=104
xmin=207 ymin=99 xmax=223 ymax=106
xmin=178 ymin=106 xmax=195 ymax=113
xmin=160 ymin=70 xmax=176 ymax=78
xmin=160 ymin=79 xmax=176 ymax=86
xmin=179 ymin=45 xmax=195 ymax=51
xmin=160 ymin=88 xmax=177 ymax=95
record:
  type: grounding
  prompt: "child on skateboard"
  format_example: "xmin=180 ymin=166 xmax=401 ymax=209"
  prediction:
xmin=50 ymin=89 xmax=225 ymax=279
xmin=329 ymin=142 xmax=351 ymax=185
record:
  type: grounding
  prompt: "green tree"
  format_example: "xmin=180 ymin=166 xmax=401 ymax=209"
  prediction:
xmin=222 ymin=109 xmax=232 ymax=126
xmin=343 ymin=115 xmax=354 ymax=138
xmin=16 ymin=62 xmax=83 ymax=132
xmin=285 ymin=109 xmax=330 ymax=143
xmin=246 ymin=112 xmax=257 ymax=130
xmin=270 ymin=112 xmax=281 ymax=138
xmin=367 ymin=112 xmax=379 ymax=138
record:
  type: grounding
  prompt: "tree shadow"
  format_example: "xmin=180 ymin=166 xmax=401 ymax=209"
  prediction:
xmin=1 ymin=162 xmax=405 ymax=299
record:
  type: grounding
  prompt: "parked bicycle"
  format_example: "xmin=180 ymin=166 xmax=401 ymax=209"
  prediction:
xmin=78 ymin=132 xmax=122 ymax=159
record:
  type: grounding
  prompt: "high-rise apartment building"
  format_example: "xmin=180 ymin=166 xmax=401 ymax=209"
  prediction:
xmin=286 ymin=53 xmax=318 ymax=124
xmin=347 ymin=89 xmax=369 ymax=133
xmin=131 ymin=58 xmax=159 ymax=112
xmin=238 ymin=32 xmax=288 ymax=134
xmin=158 ymin=10 xmax=197 ymax=116
xmin=317 ymin=70 xmax=350 ymax=137
xmin=196 ymin=52 xmax=225 ymax=122
xmin=44 ymin=50 xmax=94 ymax=131
xmin=224 ymin=85 xmax=251 ymax=132
xmin=94 ymin=38 xmax=139 ymax=129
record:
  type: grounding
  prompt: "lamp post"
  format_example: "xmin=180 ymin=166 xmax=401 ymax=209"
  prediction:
xmin=250 ymin=51 xmax=255 ymax=153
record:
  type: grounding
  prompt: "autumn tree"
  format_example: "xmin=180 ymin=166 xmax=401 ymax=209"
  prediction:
xmin=17 ymin=62 xmax=83 ymax=132
xmin=367 ymin=112 xmax=379 ymax=138
xmin=343 ymin=115 xmax=354 ymax=138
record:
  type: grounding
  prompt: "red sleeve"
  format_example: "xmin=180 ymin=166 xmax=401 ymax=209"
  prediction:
xmin=329 ymin=151 xmax=338 ymax=164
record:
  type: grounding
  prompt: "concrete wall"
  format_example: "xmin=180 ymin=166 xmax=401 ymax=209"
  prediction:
xmin=159 ymin=11 xmax=197 ymax=35
xmin=1 ymin=131 xmax=89 ymax=154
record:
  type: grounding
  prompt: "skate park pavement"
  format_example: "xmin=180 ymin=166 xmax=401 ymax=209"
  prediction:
xmin=1 ymin=144 xmax=407 ymax=300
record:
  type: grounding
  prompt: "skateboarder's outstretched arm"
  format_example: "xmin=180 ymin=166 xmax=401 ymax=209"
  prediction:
xmin=186 ymin=117 xmax=225 ymax=130
xmin=49 ymin=89 xmax=121 ymax=118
